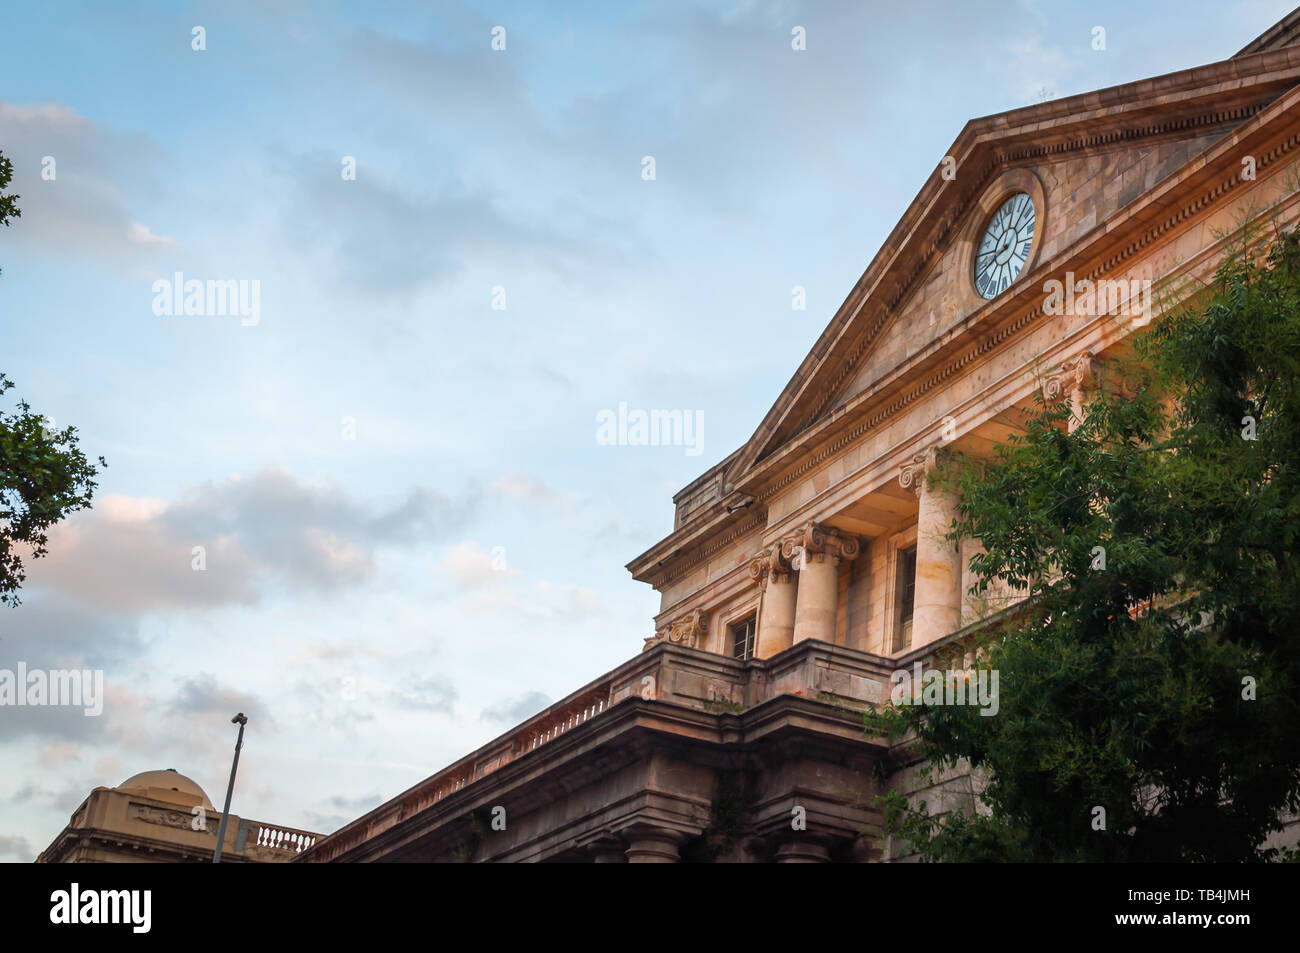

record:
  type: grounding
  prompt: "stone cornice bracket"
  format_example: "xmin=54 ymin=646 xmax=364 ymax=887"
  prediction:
xmin=779 ymin=521 xmax=860 ymax=567
xmin=748 ymin=544 xmax=792 ymax=589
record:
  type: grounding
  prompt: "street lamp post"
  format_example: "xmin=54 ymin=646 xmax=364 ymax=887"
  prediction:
xmin=212 ymin=712 xmax=248 ymax=863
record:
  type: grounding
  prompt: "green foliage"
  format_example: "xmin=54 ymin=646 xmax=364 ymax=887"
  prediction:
xmin=0 ymin=375 xmax=106 ymax=607
xmin=702 ymin=696 xmax=745 ymax=714
xmin=0 ymin=149 xmax=19 ymax=275
xmin=0 ymin=160 xmax=105 ymax=607
xmin=877 ymin=230 xmax=1300 ymax=861
xmin=704 ymin=768 xmax=753 ymax=857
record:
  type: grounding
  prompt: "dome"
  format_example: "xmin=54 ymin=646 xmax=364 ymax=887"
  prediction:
xmin=117 ymin=769 xmax=214 ymax=809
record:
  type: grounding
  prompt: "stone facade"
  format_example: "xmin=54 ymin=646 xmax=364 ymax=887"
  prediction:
xmin=38 ymin=769 xmax=321 ymax=864
xmin=300 ymin=13 xmax=1300 ymax=863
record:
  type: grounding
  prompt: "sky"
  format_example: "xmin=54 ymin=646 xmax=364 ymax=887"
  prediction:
xmin=0 ymin=0 xmax=1292 ymax=860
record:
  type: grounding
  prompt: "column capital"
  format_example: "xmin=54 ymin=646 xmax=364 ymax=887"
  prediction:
xmin=1042 ymin=349 xmax=1094 ymax=399
xmin=899 ymin=444 xmax=944 ymax=496
xmin=779 ymin=521 xmax=860 ymax=567
xmin=748 ymin=543 xmax=792 ymax=589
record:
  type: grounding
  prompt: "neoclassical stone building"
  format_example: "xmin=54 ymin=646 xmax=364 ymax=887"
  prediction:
xmin=300 ymin=11 xmax=1300 ymax=863
xmin=37 ymin=769 xmax=322 ymax=863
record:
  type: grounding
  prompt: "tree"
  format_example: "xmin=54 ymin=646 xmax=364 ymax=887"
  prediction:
xmin=873 ymin=229 xmax=1300 ymax=862
xmin=0 ymin=148 xmax=20 ymax=274
xmin=0 ymin=149 xmax=106 ymax=606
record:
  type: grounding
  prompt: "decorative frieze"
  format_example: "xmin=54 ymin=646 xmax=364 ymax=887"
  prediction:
xmin=130 ymin=804 xmax=196 ymax=832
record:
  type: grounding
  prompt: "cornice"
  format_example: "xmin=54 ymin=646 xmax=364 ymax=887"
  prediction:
xmin=631 ymin=505 xmax=766 ymax=589
xmin=734 ymin=84 xmax=1300 ymax=505
xmin=794 ymin=103 xmax=1272 ymax=444
xmin=724 ymin=51 xmax=1300 ymax=488
xmin=629 ymin=52 xmax=1300 ymax=593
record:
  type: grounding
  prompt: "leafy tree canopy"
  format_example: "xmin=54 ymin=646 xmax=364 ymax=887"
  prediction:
xmin=0 ymin=148 xmax=105 ymax=607
xmin=0 ymin=376 xmax=106 ymax=607
xmin=874 ymin=228 xmax=1300 ymax=862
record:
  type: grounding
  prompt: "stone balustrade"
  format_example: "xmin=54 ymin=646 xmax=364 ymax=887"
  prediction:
xmin=253 ymin=823 xmax=318 ymax=854
xmin=298 ymin=635 xmax=909 ymax=863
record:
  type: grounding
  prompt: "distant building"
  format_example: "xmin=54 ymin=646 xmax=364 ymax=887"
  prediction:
xmin=37 ymin=769 xmax=320 ymax=864
xmin=300 ymin=11 xmax=1300 ymax=863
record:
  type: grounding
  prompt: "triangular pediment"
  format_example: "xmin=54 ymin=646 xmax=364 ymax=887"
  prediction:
xmin=724 ymin=31 xmax=1300 ymax=490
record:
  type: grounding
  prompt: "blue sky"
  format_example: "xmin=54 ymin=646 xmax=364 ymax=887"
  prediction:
xmin=0 ymin=0 xmax=1291 ymax=858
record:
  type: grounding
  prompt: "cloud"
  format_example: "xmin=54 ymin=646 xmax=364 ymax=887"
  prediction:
xmin=491 ymin=472 xmax=583 ymax=511
xmin=390 ymin=675 xmax=456 ymax=714
xmin=325 ymin=792 xmax=384 ymax=813
xmin=535 ymin=582 xmax=604 ymax=621
xmin=125 ymin=221 xmax=175 ymax=247
xmin=0 ymin=833 xmax=33 ymax=861
xmin=280 ymin=167 xmax=619 ymax=299
xmin=273 ymin=635 xmax=392 ymax=665
xmin=0 ymin=102 xmax=177 ymax=274
xmin=26 ymin=466 xmax=475 ymax=612
xmin=38 ymin=742 xmax=81 ymax=769
xmin=169 ymin=674 xmax=269 ymax=725
xmin=481 ymin=690 xmax=551 ymax=724
xmin=438 ymin=541 xmax=515 ymax=589
xmin=21 ymin=503 xmax=260 ymax=615
xmin=0 ymin=598 xmax=141 ymax=669
xmin=340 ymin=24 xmax=533 ymax=126
xmin=9 ymin=779 xmax=94 ymax=813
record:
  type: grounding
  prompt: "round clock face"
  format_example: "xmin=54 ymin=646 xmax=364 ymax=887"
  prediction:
xmin=974 ymin=192 xmax=1035 ymax=299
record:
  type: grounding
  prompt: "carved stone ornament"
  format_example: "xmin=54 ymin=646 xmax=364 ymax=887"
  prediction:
xmin=778 ymin=521 xmax=860 ymax=568
xmin=898 ymin=447 xmax=939 ymax=497
xmin=1042 ymin=350 xmax=1094 ymax=400
xmin=668 ymin=608 xmax=708 ymax=648
xmin=643 ymin=608 xmax=708 ymax=651
xmin=131 ymin=804 xmax=194 ymax=831
xmin=748 ymin=543 xmax=792 ymax=589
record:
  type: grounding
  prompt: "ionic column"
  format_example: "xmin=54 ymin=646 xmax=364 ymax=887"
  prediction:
xmin=1044 ymin=351 xmax=1095 ymax=433
xmin=900 ymin=449 xmax=962 ymax=648
xmin=623 ymin=827 xmax=684 ymax=863
xmin=750 ymin=545 xmax=796 ymax=658
xmin=785 ymin=522 xmax=859 ymax=646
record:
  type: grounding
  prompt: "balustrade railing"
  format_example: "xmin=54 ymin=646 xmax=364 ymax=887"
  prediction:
xmin=254 ymin=823 xmax=318 ymax=853
xmin=300 ymin=638 xmax=899 ymax=862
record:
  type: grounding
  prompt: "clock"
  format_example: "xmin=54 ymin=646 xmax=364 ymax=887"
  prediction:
xmin=974 ymin=192 xmax=1035 ymax=299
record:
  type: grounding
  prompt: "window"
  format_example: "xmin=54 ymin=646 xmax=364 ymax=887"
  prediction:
xmin=895 ymin=545 xmax=917 ymax=651
xmin=729 ymin=614 xmax=756 ymax=660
